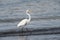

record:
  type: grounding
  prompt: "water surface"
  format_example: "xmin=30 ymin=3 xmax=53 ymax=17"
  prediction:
xmin=0 ymin=0 xmax=60 ymax=40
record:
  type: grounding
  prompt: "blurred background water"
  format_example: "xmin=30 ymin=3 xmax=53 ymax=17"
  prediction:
xmin=0 ymin=0 xmax=60 ymax=40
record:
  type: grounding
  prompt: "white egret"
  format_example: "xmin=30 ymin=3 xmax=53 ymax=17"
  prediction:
xmin=17 ymin=9 xmax=31 ymax=28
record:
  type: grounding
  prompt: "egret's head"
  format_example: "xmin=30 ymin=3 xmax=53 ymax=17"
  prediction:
xmin=26 ymin=9 xmax=32 ymax=13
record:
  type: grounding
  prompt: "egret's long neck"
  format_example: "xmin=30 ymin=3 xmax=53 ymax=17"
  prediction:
xmin=26 ymin=12 xmax=31 ymax=21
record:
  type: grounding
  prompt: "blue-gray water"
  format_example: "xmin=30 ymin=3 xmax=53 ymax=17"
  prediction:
xmin=0 ymin=0 xmax=60 ymax=40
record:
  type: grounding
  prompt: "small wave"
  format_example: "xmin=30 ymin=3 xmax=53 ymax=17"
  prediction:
xmin=0 ymin=16 xmax=60 ymax=23
xmin=0 ymin=18 xmax=21 ymax=23
xmin=0 ymin=27 xmax=60 ymax=36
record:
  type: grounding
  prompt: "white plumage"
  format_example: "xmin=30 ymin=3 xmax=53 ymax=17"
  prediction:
xmin=17 ymin=19 xmax=28 ymax=27
xmin=17 ymin=9 xmax=31 ymax=28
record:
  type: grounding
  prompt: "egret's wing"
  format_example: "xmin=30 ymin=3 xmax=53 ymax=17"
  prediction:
xmin=17 ymin=19 xmax=28 ymax=27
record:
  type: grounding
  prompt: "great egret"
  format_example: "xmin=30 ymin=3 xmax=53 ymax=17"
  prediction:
xmin=17 ymin=9 xmax=31 ymax=28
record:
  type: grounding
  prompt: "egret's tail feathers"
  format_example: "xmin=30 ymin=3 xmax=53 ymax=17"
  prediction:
xmin=17 ymin=24 xmax=20 ymax=28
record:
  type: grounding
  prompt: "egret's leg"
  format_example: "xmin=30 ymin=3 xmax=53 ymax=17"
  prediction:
xmin=22 ymin=27 xmax=23 ymax=36
xmin=22 ymin=27 xmax=24 ymax=36
xmin=26 ymin=28 xmax=28 ymax=31
xmin=22 ymin=27 xmax=23 ymax=31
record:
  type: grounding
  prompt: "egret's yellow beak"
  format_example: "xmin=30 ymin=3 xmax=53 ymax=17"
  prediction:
xmin=29 ymin=10 xmax=32 ymax=13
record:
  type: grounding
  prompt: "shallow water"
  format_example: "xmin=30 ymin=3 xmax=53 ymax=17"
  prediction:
xmin=0 ymin=0 xmax=60 ymax=40
xmin=0 ymin=34 xmax=60 ymax=40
